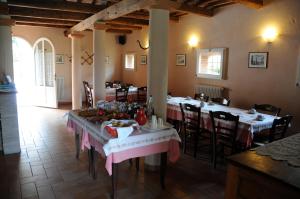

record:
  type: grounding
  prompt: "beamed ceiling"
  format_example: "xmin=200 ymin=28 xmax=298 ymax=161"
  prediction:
xmin=0 ymin=0 xmax=263 ymax=34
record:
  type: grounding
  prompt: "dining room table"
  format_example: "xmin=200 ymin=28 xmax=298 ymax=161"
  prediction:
xmin=67 ymin=110 xmax=181 ymax=199
xmin=105 ymin=86 xmax=138 ymax=102
xmin=167 ymin=97 xmax=278 ymax=148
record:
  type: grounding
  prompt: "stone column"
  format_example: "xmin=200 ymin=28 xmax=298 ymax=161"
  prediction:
xmin=69 ymin=32 xmax=84 ymax=110
xmin=147 ymin=8 xmax=169 ymax=121
xmin=0 ymin=1 xmax=21 ymax=154
xmin=145 ymin=8 xmax=169 ymax=169
xmin=0 ymin=3 xmax=14 ymax=79
xmin=93 ymin=27 xmax=107 ymax=103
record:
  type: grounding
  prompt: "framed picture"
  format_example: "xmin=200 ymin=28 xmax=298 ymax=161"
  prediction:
xmin=140 ymin=55 xmax=147 ymax=65
xmin=56 ymin=54 xmax=64 ymax=64
xmin=176 ymin=54 xmax=186 ymax=66
xmin=248 ymin=52 xmax=268 ymax=68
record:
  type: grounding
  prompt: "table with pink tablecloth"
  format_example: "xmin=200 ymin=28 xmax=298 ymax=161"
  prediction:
xmin=67 ymin=110 xmax=181 ymax=175
xmin=167 ymin=97 xmax=277 ymax=148
xmin=105 ymin=87 xmax=138 ymax=102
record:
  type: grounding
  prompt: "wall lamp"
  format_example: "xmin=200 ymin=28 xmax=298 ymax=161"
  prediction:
xmin=188 ymin=35 xmax=199 ymax=48
xmin=262 ymin=26 xmax=278 ymax=43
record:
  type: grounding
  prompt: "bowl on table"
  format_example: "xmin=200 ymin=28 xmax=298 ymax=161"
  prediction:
xmin=256 ymin=114 xmax=265 ymax=121
xmin=248 ymin=108 xmax=256 ymax=114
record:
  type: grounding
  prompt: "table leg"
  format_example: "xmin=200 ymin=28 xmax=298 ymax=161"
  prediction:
xmin=91 ymin=146 xmax=97 ymax=179
xmin=135 ymin=157 xmax=140 ymax=172
xmin=111 ymin=163 xmax=118 ymax=199
xmin=75 ymin=133 xmax=80 ymax=159
xmin=160 ymin=152 xmax=167 ymax=189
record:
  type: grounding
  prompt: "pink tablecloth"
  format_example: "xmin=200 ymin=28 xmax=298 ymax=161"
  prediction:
xmin=81 ymin=132 xmax=180 ymax=175
xmin=67 ymin=113 xmax=181 ymax=176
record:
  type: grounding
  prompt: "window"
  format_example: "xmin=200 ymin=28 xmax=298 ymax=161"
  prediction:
xmin=196 ymin=48 xmax=227 ymax=79
xmin=124 ymin=53 xmax=135 ymax=70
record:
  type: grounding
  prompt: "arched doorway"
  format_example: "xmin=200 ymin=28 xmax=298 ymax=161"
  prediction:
xmin=12 ymin=36 xmax=34 ymax=106
xmin=33 ymin=38 xmax=57 ymax=108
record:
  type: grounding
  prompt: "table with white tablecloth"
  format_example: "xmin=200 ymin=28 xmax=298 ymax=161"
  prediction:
xmin=105 ymin=86 xmax=138 ymax=102
xmin=167 ymin=97 xmax=277 ymax=148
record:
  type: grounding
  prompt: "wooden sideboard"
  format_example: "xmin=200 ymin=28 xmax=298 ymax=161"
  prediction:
xmin=0 ymin=92 xmax=20 ymax=154
xmin=225 ymin=150 xmax=300 ymax=199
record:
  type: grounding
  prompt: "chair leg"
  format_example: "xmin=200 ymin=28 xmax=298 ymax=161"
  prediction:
xmin=193 ymin=133 xmax=198 ymax=158
xmin=183 ymin=131 xmax=187 ymax=154
xmin=213 ymin=133 xmax=217 ymax=169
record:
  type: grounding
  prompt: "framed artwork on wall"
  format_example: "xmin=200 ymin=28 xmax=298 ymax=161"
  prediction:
xmin=140 ymin=55 xmax=147 ymax=65
xmin=176 ymin=54 xmax=186 ymax=66
xmin=248 ymin=52 xmax=268 ymax=69
xmin=56 ymin=54 xmax=64 ymax=64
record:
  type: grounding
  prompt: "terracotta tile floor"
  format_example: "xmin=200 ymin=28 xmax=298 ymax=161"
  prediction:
xmin=0 ymin=105 xmax=226 ymax=199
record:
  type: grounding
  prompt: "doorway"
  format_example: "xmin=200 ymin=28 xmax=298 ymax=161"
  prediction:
xmin=12 ymin=37 xmax=34 ymax=107
xmin=33 ymin=38 xmax=58 ymax=108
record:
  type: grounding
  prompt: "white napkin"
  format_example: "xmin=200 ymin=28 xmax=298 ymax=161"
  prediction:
xmin=117 ymin=126 xmax=134 ymax=140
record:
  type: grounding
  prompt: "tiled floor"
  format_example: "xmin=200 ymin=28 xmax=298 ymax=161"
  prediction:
xmin=0 ymin=105 xmax=226 ymax=199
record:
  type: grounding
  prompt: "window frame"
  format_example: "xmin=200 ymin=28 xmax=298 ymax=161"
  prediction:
xmin=196 ymin=48 xmax=227 ymax=80
xmin=124 ymin=53 xmax=136 ymax=70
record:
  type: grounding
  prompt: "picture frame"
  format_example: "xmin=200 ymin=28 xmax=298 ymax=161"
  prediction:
xmin=140 ymin=55 xmax=147 ymax=65
xmin=248 ymin=52 xmax=268 ymax=68
xmin=56 ymin=54 xmax=64 ymax=64
xmin=176 ymin=54 xmax=186 ymax=66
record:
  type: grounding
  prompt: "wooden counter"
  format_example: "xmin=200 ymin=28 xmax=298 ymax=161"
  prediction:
xmin=225 ymin=150 xmax=300 ymax=199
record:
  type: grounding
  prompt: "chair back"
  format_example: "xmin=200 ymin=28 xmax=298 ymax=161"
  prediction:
xmin=116 ymin=87 xmax=129 ymax=102
xmin=180 ymin=103 xmax=201 ymax=133
xmin=209 ymin=111 xmax=239 ymax=152
xmin=269 ymin=115 xmax=293 ymax=142
xmin=83 ymin=81 xmax=93 ymax=108
xmin=137 ymin=87 xmax=147 ymax=103
xmin=105 ymin=82 xmax=113 ymax=88
xmin=254 ymin=104 xmax=281 ymax=116
xmin=194 ymin=93 xmax=209 ymax=102
xmin=211 ymin=97 xmax=231 ymax=106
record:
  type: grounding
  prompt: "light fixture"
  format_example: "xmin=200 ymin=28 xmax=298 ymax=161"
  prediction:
xmin=188 ymin=35 xmax=199 ymax=47
xmin=262 ymin=26 xmax=278 ymax=43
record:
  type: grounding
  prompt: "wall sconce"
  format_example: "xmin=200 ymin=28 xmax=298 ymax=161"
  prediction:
xmin=188 ymin=35 xmax=199 ymax=48
xmin=262 ymin=26 xmax=278 ymax=43
xmin=137 ymin=40 xmax=149 ymax=50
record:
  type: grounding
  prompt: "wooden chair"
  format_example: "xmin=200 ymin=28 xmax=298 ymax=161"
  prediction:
xmin=83 ymin=81 xmax=93 ymax=108
xmin=116 ymin=87 xmax=129 ymax=102
xmin=105 ymin=82 xmax=113 ymax=88
xmin=180 ymin=103 xmax=211 ymax=158
xmin=194 ymin=93 xmax=209 ymax=102
xmin=137 ymin=86 xmax=147 ymax=103
xmin=211 ymin=97 xmax=231 ymax=106
xmin=254 ymin=104 xmax=281 ymax=116
xmin=254 ymin=115 xmax=293 ymax=146
xmin=209 ymin=111 xmax=239 ymax=168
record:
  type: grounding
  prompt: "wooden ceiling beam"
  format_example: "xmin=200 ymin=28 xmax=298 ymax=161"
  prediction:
xmin=125 ymin=11 xmax=179 ymax=21
xmin=234 ymin=0 xmax=263 ymax=9
xmin=15 ymin=22 xmax=71 ymax=29
xmin=109 ymin=17 xmax=149 ymax=26
xmin=8 ymin=7 xmax=90 ymax=21
xmin=0 ymin=2 xmax=8 ymax=15
xmin=158 ymin=0 xmax=213 ymax=17
xmin=11 ymin=16 xmax=78 ymax=26
xmin=105 ymin=22 xmax=142 ymax=30
xmin=7 ymin=0 xmax=106 ymax=14
xmin=71 ymin=0 xmax=157 ymax=32
xmin=106 ymin=28 xmax=132 ymax=34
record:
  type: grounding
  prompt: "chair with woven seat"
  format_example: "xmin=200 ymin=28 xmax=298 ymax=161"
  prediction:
xmin=254 ymin=115 xmax=293 ymax=146
xmin=194 ymin=93 xmax=209 ymax=102
xmin=209 ymin=111 xmax=239 ymax=168
xmin=211 ymin=97 xmax=231 ymax=106
xmin=83 ymin=81 xmax=93 ymax=108
xmin=116 ymin=87 xmax=129 ymax=102
xmin=137 ymin=86 xmax=147 ymax=104
xmin=254 ymin=104 xmax=281 ymax=116
xmin=180 ymin=103 xmax=211 ymax=158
